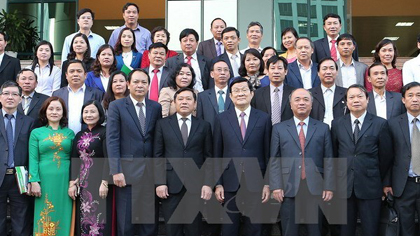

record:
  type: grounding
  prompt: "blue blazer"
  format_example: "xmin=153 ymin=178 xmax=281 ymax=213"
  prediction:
xmin=285 ymin=60 xmax=320 ymax=89
xmin=85 ymin=71 xmax=107 ymax=92
xmin=116 ymin=51 xmax=142 ymax=70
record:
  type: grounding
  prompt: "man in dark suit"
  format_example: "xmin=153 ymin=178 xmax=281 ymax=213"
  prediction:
xmin=52 ymin=60 xmax=103 ymax=134
xmin=0 ymin=81 xmax=34 ymax=235
xmin=107 ymin=69 xmax=162 ymax=236
xmin=166 ymin=28 xmax=211 ymax=92
xmin=213 ymin=78 xmax=271 ymax=236
xmin=144 ymin=42 xmax=174 ymax=101
xmin=197 ymin=59 xmax=232 ymax=131
xmin=335 ymin=34 xmax=367 ymax=88
xmin=312 ymin=14 xmax=358 ymax=63
xmin=16 ymin=69 xmax=49 ymax=128
xmin=270 ymin=88 xmax=334 ymax=236
xmin=0 ymin=32 xmax=21 ymax=85
xmin=285 ymin=37 xmax=320 ymax=89
xmin=310 ymin=57 xmax=347 ymax=126
xmin=211 ymin=27 xmax=242 ymax=79
xmin=331 ymin=84 xmax=393 ymax=236
xmin=251 ymin=56 xmax=294 ymax=125
xmin=197 ymin=18 xmax=226 ymax=60
xmin=154 ymin=87 xmax=213 ymax=236
xmin=367 ymin=63 xmax=405 ymax=119
xmin=384 ymin=82 xmax=420 ymax=236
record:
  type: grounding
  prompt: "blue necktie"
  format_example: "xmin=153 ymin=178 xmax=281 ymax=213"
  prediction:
xmin=5 ymin=114 xmax=14 ymax=167
xmin=218 ymin=90 xmax=225 ymax=113
xmin=216 ymin=41 xmax=222 ymax=56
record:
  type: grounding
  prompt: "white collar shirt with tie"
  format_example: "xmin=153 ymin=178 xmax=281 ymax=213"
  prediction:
xmin=22 ymin=91 xmax=35 ymax=115
xmin=350 ymin=111 xmax=367 ymax=133
xmin=234 ymin=106 xmax=251 ymax=127
xmin=321 ymin=84 xmax=336 ymax=127
xmin=327 ymin=35 xmax=340 ymax=61
xmin=213 ymin=38 xmax=224 ymax=55
xmin=294 ymin=116 xmax=309 ymax=137
xmin=130 ymin=95 xmax=146 ymax=118
xmin=373 ymin=90 xmax=387 ymax=119
xmin=176 ymin=113 xmax=192 ymax=136
xmin=226 ymin=51 xmax=241 ymax=77
xmin=215 ymin=85 xmax=228 ymax=105
xmin=148 ymin=65 xmax=164 ymax=91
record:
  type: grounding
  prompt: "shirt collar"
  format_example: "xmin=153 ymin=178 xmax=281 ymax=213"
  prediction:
xmin=67 ymin=84 xmax=86 ymax=93
xmin=176 ymin=113 xmax=192 ymax=121
xmin=130 ymin=94 xmax=146 ymax=107
xmin=35 ymin=63 xmax=51 ymax=69
xmin=234 ymin=106 xmax=251 ymax=119
xmin=215 ymin=85 xmax=228 ymax=95
xmin=339 ymin=58 xmax=354 ymax=67
xmin=213 ymin=38 xmax=222 ymax=45
xmin=123 ymin=24 xmax=141 ymax=31
xmin=327 ymin=35 xmax=339 ymax=42
xmin=226 ymin=51 xmax=240 ymax=59
xmin=407 ymin=112 xmax=420 ymax=124
xmin=297 ymin=60 xmax=313 ymax=69
xmin=149 ymin=65 xmax=163 ymax=72
xmin=270 ymin=83 xmax=284 ymax=94
xmin=373 ymin=90 xmax=386 ymax=99
xmin=78 ymin=30 xmax=93 ymax=38
xmin=23 ymin=91 xmax=35 ymax=98
xmin=2 ymin=109 xmax=17 ymax=118
xmin=293 ymin=116 xmax=310 ymax=126
xmin=183 ymin=52 xmax=197 ymax=60
xmin=321 ymin=84 xmax=336 ymax=94
xmin=350 ymin=110 xmax=367 ymax=125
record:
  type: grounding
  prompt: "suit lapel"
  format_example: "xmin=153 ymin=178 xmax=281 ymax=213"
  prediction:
xmin=169 ymin=115 xmax=185 ymax=147
xmin=125 ymin=97 xmax=143 ymax=134
xmin=0 ymin=111 xmax=7 ymax=145
xmin=262 ymin=87 xmax=272 ymax=114
xmin=94 ymin=77 xmax=104 ymax=92
xmin=186 ymin=117 xmax=200 ymax=148
xmin=310 ymin=64 xmax=318 ymax=87
xmin=313 ymin=87 xmax=325 ymax=109
xmin=225 ymin=92 xmax=232 ymax=110
xmin=286 ymin=119 xmax=301 ymax=149
xmin=386 ymin=91 xmax=394 ymax=119
xmin=160 ymin=68 xmax=171 ymax=91
xmin=357 ymin=113 xmax=373 ymax=142
xmin=399 ymin=114 xmax=411 ymax=151
xmin=227 ymin=109 xmax=243 ymax=144
xmin=367 ymin=92 xmax=376 ymax=115
xmin=209 ymin=40 xmax=217 ymax=58
xmin=336 ymin=63 xmax=343 ymax=87
xmin=14 ymin=113 xmax=23 ymax=146
xmin=343 ymin=115 xmax=353 ymax=142
xmin=145 ymin=99 xmax=154 ymax=134
xmin=27 ymin=92 xmax=40 ymax=115
xmin=322 ymin=38 xmax=330 ymax=57
xmin=208 ymin=89 xmax=219 ymax=113
xmin=333 ymin=87 xmax=344 ymax=107
xmin=243 ymin=108 xmax=259 ymax=144
xmin=354 ymin=62 xmax=365 ymax=85
xmin=0 ymin=55 xmax=10 ymax=73
xmin=281 ymin=85 xmax=292 ymax=114
xmin=84 ymin=87 xmax=93 ymax=104
xmin=305 ymin=118 xmax=317 ymax=148
xmin=290 ymin=63 xmax=303 ymax=86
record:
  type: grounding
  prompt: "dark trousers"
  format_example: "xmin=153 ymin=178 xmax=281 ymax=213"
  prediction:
xmin=280 ymin=179 xmax=322 ymax=236
xmin=161 ymin=187 xmax=202 ymax=236
xmin=115 ymin=180 xmax=158 ymax=236
xmin=340 ymin=193 xmax=381 ymax=236
xmin=0 ymin=174 xmax=32 ymax=236
xmin=395 ymin=177 xmax=420 ymax=236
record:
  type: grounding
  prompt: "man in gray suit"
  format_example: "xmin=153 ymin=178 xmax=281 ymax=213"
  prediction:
xmin=52 ymin=60 xmax=103 ymax=133
xmin=335 ymin=34 xmax=367 ymax=88
xmin=367 ymin=63 xmax=405 ymax=119
xmin=144 ymin=42 xmax=173 ymax=102
xmin=270 ymin=88 xmax=334 ymax=236
xmin=197 ymin=18 xmax=226 ymax=60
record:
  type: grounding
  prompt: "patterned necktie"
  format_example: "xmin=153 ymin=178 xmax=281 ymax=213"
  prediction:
xmin=218 ymin=90 xmax=225 ymax=113
xmin=231 ymin=55 xmax=239 ymax=77
xmin=149 ymin=69 xmax=159 ymax=101
xmin=137 ymin=102 xmax=146 ymax=136
xmin=216 ymin=41 xmax=222 ymax=56
xmin=240 ymin=112 xmax=246 ymax=140
xmin=353 ymin=119 xmax=360 ymax=144
xmin=299 ymin=121 xmax=306 ymax=179
xmin=330 ymin=39 xmax=338 ymax=61
xmin=5 ymin=114 xmax=14 ymax=167
xmin=272 ymin=87 xmax=281 ymax=125
xmin=186 ymin=56 xmax=192 ymax=66
xmin=411 ymin=118 xmax=420 ymax=174
xmin=181 ymin=118 xmax=188 ymax=145
xmin=23 ymin=96 xmax=31 ymax=115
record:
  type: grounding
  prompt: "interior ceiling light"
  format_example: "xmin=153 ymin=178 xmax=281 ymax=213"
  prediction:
xmin=395 ymin=22 xmax=414 ymax=27
xmin=383 ymin=37 xmax=399 ymax=41
xmin=104 ymin=26 xmax=120 ymax=30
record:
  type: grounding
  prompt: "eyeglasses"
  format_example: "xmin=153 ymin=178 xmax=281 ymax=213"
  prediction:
xmin=1 ymin=92 xmax=20 ymax=98
xmin=215 ymin=68 xmax=229 ymax=73
xmin=231 ymin=88 xmax=250 ymax=94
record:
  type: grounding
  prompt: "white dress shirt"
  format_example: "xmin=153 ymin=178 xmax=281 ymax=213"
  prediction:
xmin=321 ymin=84 xmax=335 ymax=127
xmin=350 ymin=111 xmax=367 ymax=133
xmin=100 ymin=73 xmax=110 ymax=92
xmin=294 ymin=116 xmax=310 ymax=137
xmin=130 ymin=94 xmax=146 ymax=118
xmin=176 ymin=113 xmax=192 ymax=136
xmin=183 ymin=52 xmax=203 ymax=92
xmin=339 ymin=59 xmax=357 ymax=88
xmin=68 ymin=85 xmax=86 ymax=134
xmin=0 ymin=53 xmax=4 ymax=67
xmin=226 ymin=51 xmax=241 ymax=77
xmin=235 ymin=106 xmax=251 ymax=127
xmin=327 ymin=35 xmax=340 ymax=61
xmin=402 ymin=54 xmax=420 ymax=85
xmin=28 ymin=64 xmax=61 ymax=96
xmin=215 ymin=85 xmax=228 ymax=105
xmin=297 ymin=60 xmax=313 ymax=89
xmin=122 ymin=51 xmax=133 ymax=68
xmin=373 ymin=90 xmax=387 ymax=119
xmin=408 ymin=112 xmax=420 ymax=176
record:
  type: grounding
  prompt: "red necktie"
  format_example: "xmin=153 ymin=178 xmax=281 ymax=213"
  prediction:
xmin=186 ymin=56 xmax=192 ymax=66
xmin=299 ymin=121 xmax=306 ymax=179
xmin=330 ymin=39 xmax=337 ymax=61
xmin=149 ymin=69 xmax=159 ymax=101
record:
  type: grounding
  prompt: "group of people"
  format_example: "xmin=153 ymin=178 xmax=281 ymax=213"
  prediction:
xmin=0 ymin=2 xmax=420 ymax=236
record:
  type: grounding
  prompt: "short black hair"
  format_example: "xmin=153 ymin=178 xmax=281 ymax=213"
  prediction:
xmin=151 ymin=26 xmax=171 ymax=44
xmin=211 ymin=18 xmax=227 ymax=28
xmin=280 ymin=27 xmax=299 ymax=51
xmin=317 ymin=57 xmax=338 ymax=72
xmin=261 ymin=46 xmax=279 ymax=58
xmin=179 ymin=28 xmax=199 ymax=42
xmin=323 ymin=13 xmax=341 ymax=25
xmin=367 ymin=62 xmax=388 ymax=77
xmin=221 ymin=27 xmax=240 ymax=39
xmin=0 ymin=80 xmax=22 ymax=96
xmin=81 ymin=100 xmax=106 ymax=125
xmin=247 ymin=21 xmax=263 ymax=34
xmin=238 ymin=48 xmax=264 ymax=77
xmin=174 ymin=87 xmax=197 ymax=102
xmin=345 ymin=84 xmax=369 ymax=102
xmin=77 ymin=8 xmax=95 ymax=20
xmin=0 ymin=31 xmax=8 ymax=41
xmin=295 ymin=37 xmax=314 ymax=49
xmin=210 ymin=59 xmax=229 ymax=71
xmin=128 ymin=68 xmax=150 ymax=84
xmin=148 ymin=42 xmax=168 ymax=54
xmin=67 ymin=59 xmax=87 ymax=73
xmin=266 ymin=56 xmax=288 ymax=71
xmin=401 ymin=82 xmax=420 ymax=98
xmin=337 ymin=33 xmax=356 ymax=45
xmin=16 ymin=68 xmax=38 ymax=82
xmin=123 ymin=2 xmax=139 ymax=13
xmin=168 ymin=63 xmax=196 ymax=90
xmin=229 ymin=77 xmax=253 ymax=94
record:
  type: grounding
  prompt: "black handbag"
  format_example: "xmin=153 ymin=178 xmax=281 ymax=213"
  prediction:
xmin=379 ymin=193 xmax=399 ymax=236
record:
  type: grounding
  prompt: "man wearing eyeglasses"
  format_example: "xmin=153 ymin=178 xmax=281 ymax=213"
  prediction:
xmin=0 ymin=80 xmax=34 ymax=235
xmin=213 ymin=77 xmax=271 ymax=236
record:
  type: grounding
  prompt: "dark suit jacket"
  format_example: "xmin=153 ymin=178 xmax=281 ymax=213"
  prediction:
xmin=211 ymin=52 xmax=243 ymax=81
xmin=166 ymin=53 xmax=211 ymax=90
xmin=331 ymin=113 xmax=393 ymax=199
xmin=386 ymin=113 xmax=413 ymax=197
xmin=336 ymin=61 xmax=367 ymax=87
xmin=143 ymin=66 xmax=173 ymax=93
xmin=312 ymin=37 xmax=359 ymax=63
xmin=367 ymin=91 xmax=406 ymax=120
xmin=285 ymin=60 xmax=320 ymax=89
xmin=0 ymin=111 xmax=34 ymax=186
xmin=17 ymin=91 xmax=49 ymax=128
xmin=213 ymin=107 xmax=271 ymax=192
xmin=250 ymin=84 xmax=294 ymax=123
xmin=106 ymin=97 xmax=162 ymax=184
xmin=196 ymin=87 xmax=233 ymax=131
xmin=0 ymin=54 xmax=21 ymax=85
xmin=309 ymin=85 xmax=347 ymax=122
xmin=269 ymin=117 xmax=334 ymax=197
xmin=198 ymin=38 xmax=218 ymax=60
xmin=154 ymin=115 xmax=213 ymax=194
